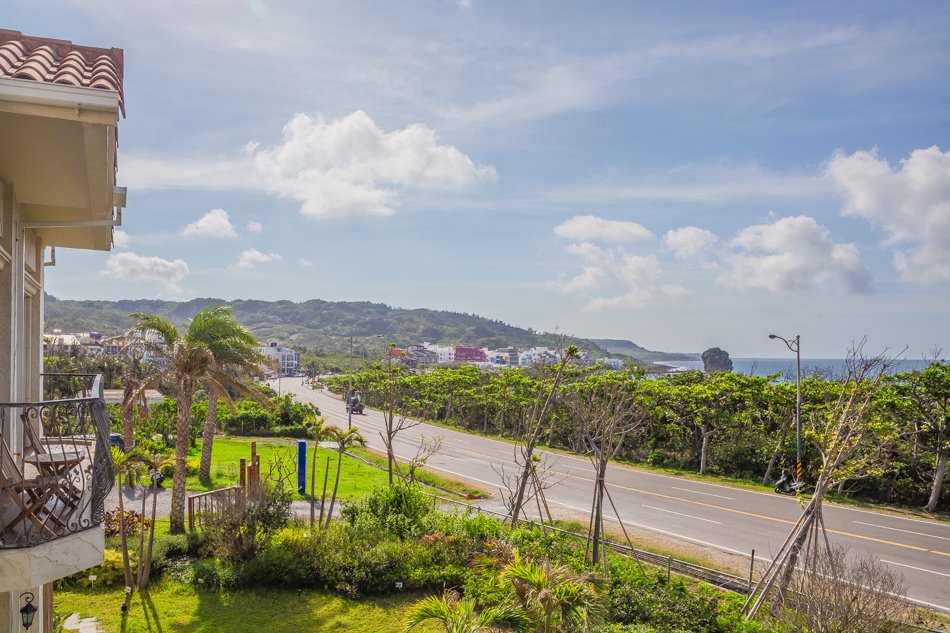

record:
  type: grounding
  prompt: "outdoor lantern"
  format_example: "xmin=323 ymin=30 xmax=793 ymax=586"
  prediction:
xmin=20 ymin=592 xmax=37 ymax=630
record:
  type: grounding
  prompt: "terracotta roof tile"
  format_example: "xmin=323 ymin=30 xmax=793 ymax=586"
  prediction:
xmin=0 ymin=29 xmax=124 ymax=116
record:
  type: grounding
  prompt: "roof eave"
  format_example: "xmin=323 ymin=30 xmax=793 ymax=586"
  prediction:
xmin=0 ymin=76 xmax=120 ymax=114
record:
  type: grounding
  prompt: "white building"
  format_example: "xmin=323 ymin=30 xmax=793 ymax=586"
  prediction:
xmin=597 ymin=357 xmax=624 ymax=370
xmin=1 ymin=28 xmax=126 ymax=631
xmin=422 ymin=342 xmax=453 ymax=364
xmin=258 ymin=341 xmax=300 ymax=375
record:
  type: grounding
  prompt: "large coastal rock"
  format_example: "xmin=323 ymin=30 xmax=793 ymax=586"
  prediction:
xmin=701 ymin=347 xmax=733 ymax=373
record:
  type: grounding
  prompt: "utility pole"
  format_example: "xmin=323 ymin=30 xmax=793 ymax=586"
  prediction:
xmin=347 ymin=335 xmax=354 ymax=430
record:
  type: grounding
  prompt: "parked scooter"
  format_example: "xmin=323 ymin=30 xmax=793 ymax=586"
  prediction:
xmin=774 ymin=471 xmax=805 ymax=495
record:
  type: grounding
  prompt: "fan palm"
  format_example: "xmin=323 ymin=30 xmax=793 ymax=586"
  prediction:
xmin=118 ymin=353 xmax=164 ymax=452
xmin=404 ymin=591 xmax=531 ymax=633
xmin=137 ymin=450 xmax=172 ymax=588
xmin=305 ymin=414 xmax=331 ymax=528
xmin=111 ymin=447 xmax=145 ymax=588
xmin=190 ymin=306 xmax=269 ymax=484
xmin=127 ymin=308 xmax=260 ymax=533
xmin=502 ymin=554 xmax=602 ymax=633
xmin=322 ymin=425 xmax=367 ymax=528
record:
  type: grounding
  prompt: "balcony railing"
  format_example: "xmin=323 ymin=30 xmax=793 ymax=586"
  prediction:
xmin=0 ymin=375 xmax=115 ymax=548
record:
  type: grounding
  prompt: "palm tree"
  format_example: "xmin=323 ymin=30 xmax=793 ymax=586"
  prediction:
xmin=502 ymin=554 xmax=602 ymax=633
xmin=118 ymin=353 xmax=164 ymax=452
xmin=137 ymin=450 xmax=172 ymax=589
xmin=127 ymin=308 xmax=258 ymax=533
xmin=305 ymin=414 xmax=331 ymax=529
xmin=111 ymin=447 xmax=144 ymax=588
xmin=404 ymin=591 xmax=531 ymax=633
xmin=322 ymin=425 xmax=367 ymax=528
xmin=190 ymin=306 xmax=269 ymax=484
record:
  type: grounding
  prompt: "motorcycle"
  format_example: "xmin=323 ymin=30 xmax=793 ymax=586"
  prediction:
xmin=774 ymin=473 xmax=805 ymax=495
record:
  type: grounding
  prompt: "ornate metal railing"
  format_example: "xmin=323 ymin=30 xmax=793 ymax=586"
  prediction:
xmin=1 ymin=375 xmax=115 ymax=548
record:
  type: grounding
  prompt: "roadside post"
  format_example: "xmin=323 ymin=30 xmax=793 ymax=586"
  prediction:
xmin=297 ymin=439 xmax=307 ymax=494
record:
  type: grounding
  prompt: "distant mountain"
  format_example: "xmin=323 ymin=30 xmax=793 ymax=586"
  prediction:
xmin=591 ymin=338 xmax=699 ymax=362
xmin=44 ymin=295 xmax=690 ymax=363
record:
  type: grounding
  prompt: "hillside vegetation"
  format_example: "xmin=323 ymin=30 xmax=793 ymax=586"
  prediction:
xmin=44 ymin=295 xmax=687 ymax=362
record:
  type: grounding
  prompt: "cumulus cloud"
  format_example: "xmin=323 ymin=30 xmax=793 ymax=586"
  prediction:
xmin=102 ymin=251 xmax=189 ymax=295
xmin=555 ymin=242 xmax=689 ymax=309
xmin=554 ymin=215 xmax=654 ymax=243
xmin=181 ymin=208 xmax=238 ymax=238
xmin=718 ymin=215 xmax=870 ymax=293
xmin=827 ymin=145 xmax=950 ymax=284
xmin=112 ymin=229 xmax=130 ymax=249
xmin=247 ymin=221 xmax=263 ymax=234
xmin=664 ymin=226 xmax=717 ymax=260
xmin=298 ymin=257 xmax=314 ymax=268
xmin=234 ymin=248 xmax=282 ymax=270
xmin=246 ymin=110 xmax=497 ymax=219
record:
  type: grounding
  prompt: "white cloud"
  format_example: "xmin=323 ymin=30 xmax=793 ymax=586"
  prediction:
xmin=556 ymin=242 xmax=690 ymax=309
xmin=247 ymin=221 xmax=263 ymax=234
xmin=554 ymin=215 xmax=654 ymax=243
xmin=718 ymin=215 xmax=870 ymax=293
xmin=298 ymin=257 xmax=314 ymax=268
xmin=112 ymin=229 xmax=130 ymax=249
xmin=102 ymin=252 xmax=189 ymax=296
xmin=234 ymin=248 xmax=282 ymax=270
xmin=181 ymin=209 xmax=238 ymax=239
xmin=664 ymin=226 xmax=718 ymax=260
xmin=246 ymin=110 xmax=497 ymax=219
xmin=827 ymin=146 xmax=950 ymax=284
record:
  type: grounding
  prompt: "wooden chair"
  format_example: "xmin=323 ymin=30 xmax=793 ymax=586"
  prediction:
xmin=1 ymin=434 xmax=58 ymax=542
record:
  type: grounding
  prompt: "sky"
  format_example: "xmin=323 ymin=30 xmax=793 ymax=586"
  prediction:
xmin=9 ymin=1 xmax=950 ymax=357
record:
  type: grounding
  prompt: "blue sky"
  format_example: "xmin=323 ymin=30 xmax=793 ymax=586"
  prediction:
xmin=10 ymin=1 xmax=950 ymax=357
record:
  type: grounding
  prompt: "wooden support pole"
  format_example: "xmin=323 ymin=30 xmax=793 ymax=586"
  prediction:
xmin=187 ymin=496 xmax=194 ymax=532
xmin=239 ymin=458 xmax=246 ymax=488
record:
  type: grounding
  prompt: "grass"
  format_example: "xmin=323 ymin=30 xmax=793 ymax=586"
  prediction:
xmin=54 ymin=580 xmax=438 ymax=633
xmin=182 ymin=436 xmax=485 ymax=501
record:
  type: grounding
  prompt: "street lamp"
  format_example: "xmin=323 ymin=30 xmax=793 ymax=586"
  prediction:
xmin=769 ymin=333 xmax=802 ymax=485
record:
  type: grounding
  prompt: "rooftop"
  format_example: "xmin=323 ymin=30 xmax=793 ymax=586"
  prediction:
xmin=0 ymin=28 xmax=124 ymax=115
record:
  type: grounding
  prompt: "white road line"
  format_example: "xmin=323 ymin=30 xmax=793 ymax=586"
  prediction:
xmin=671 ymin=486 xmax=735 ymax=500
xmin=642 ymin=504 xmax=722 ymax=524
xmin=882 ymin=559 xmax=950 ymax=579
xmin=853 ymin=521 xmax=950 ymax=542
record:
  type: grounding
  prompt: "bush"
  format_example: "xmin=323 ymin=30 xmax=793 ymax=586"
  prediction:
xmin=203 ymin=482 xmax=293 ymax=564
xmin=104 ymin=509 xmax=151 ymax=537
xmin=66 ymin=549 xmax=128 ymax=587
xmin=149 ymin=532 xmax=207 ymax=576
xmin=341 ymin=483 xmax=434 ymax=540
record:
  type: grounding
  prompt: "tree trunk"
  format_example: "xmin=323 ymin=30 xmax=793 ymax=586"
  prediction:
xmin=319 ymin=456 xmax=330 ymax=525
xmin=309 ymin=441 xmax=319 ymax=529
xmin=699 ymin=431 xmax=711 ymax=475
xmin=198 ymin=384 xmax=218 ymax=484
xmin=135 ymin=485 xmax=147 ymax=586
xmin=926 ymin=447 xmax=948 ymax=513
xmin=170 ymin=389 xmax=193 ymax=534
xmin=117 ymin=474 xmax=134 ymax=587
xmin=140 ymin=478 xmax=160 ymax=588
xmin=122 ymin=400 xmax=135 ymax=453
xmin=324 ymin=452 xmax=343 ymax=529
xmin=762 ymin=415 xmax=791 ymax=485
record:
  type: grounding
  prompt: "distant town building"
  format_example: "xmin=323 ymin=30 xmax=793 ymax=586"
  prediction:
xmin=454 ymin=346 xmax=488 ymax=363
xmin=258 ymin=341 xmax=300 ymax=375
xmin=597 ymin=357 xmax=624 ymax=370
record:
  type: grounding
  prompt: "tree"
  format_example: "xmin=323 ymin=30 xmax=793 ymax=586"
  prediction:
xmin=111 ymin=447 xmax=144 ymax=588
xmin=893 ymin=361 xmax=950 ymax=512
xmin=509 ymin=346 xmax=577 ymax=524
xmin=323 ymin=425 xmax=367 ymax=528
xmin=193 ymin=306 xmax=270 ymax=484
xmin=118 ymin=354 xmax=164 ymax=452
xmin=306 ymin=414 xmax=331 ymax=529
xmin=379 ymin=344 xmax=419 ymax=483
xmin=127 ymin=309 xmax=256 ymax=533
xmin=137 ymin=450 xmax=172 ymax=589
xmin=404 ymin=591 xmax=531 ymax=633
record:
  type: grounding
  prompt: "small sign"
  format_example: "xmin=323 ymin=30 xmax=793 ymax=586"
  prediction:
xmin=395 ymin=582 xmax=403 ymax=590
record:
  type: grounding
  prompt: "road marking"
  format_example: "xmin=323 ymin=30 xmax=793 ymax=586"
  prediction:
xmin=672 ymin=486 xmax=735 ymax=500
xmin=854 ymin=521 xmax=950 ymax=543
xmin=291 ymin=384 xmax=950 ymax=559
xmin=882 ymin=559 xmax=950 ymax=579
xmin=642 ymin=504 xmax=721 ymax=524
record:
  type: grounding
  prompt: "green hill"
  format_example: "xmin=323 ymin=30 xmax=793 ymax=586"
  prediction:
xmin=43 ymin=295 xmax=690 ymax=363
xmin=591 ymin=338 xmax=699 ymax=362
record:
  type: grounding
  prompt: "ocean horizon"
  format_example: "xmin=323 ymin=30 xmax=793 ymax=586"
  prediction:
xmin=656 ymin=357 xmax=936 ymax=379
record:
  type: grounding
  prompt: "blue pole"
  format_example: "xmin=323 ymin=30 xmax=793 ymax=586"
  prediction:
xmin=297 ymin=439 xmax=307 ymax=495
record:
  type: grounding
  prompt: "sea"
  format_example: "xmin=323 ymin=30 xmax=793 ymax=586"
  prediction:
xmin=657 ymin=358 xmax=935 ymax=380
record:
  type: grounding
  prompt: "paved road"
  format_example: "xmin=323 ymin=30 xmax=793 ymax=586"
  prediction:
xmin=277 ymin=379 xmax=950 ymax=613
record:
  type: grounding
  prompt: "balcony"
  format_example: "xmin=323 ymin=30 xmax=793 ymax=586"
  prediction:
xmin=1 ymin=374 xmax=115 ymax=549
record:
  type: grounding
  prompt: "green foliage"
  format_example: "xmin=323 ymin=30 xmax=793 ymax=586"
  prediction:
xmin=342 ymin=484 xmax=435 ymax=540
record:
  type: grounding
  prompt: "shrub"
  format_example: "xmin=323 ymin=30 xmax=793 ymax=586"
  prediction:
xmin=341 ymin=483 xmax=433 ymax=540
xmin=66 ymin=549 xmax=128 ymax=587
xmin=104 ymin=509 xmax=151 ymax=537
xmin=204 ymin=482 xmax=293 ymax=564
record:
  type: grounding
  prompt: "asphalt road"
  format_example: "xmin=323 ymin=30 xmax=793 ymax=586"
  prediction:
xmin=275 ymin=379 xmax=950 ymax=613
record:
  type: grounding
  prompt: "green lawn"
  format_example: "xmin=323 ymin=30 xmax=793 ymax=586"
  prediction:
xmin=55 ymin=581 xmax=438 ymax=632
xmin=183 ymin=437 xmax=485 ymax=501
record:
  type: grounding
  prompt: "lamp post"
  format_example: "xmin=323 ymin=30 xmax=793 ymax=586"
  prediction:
xmin=769 ymin=333 xmax=802 ymax=485
xmin=347 ymin=335 xmax=354 ymax=430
